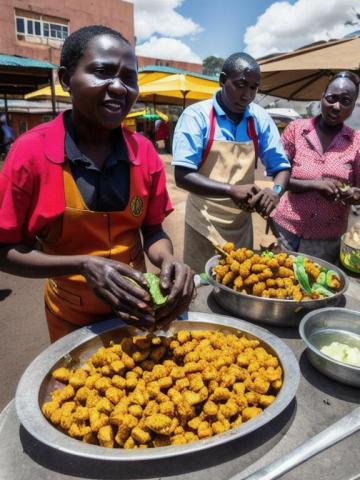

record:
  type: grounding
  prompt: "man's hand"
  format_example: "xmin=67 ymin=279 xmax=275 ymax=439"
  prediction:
xmin=229 ymin=184 xmax=260 ymax=208
xmin=81 ymin=256 xmax=155 ymax=328
xmin=249 ymin=187 xmax=280 ymax=217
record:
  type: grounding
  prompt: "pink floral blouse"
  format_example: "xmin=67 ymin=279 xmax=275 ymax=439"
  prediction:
xmin=273 ymin=116 xmax=360 ymax=240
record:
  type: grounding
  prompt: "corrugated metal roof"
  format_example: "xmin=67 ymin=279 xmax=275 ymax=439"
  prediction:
xmin=138 ymin=65 xmax=218 ymax=82
xmin=0 ymin=54 xmax=55 ymax=69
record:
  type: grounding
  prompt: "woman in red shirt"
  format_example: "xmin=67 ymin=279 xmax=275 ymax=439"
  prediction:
xmin=273 ymin=71 xmax=360 ymax=263
xmin=0 ymin=25 xmax=194 ymax=342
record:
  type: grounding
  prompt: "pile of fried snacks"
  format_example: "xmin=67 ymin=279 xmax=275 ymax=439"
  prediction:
xmin=42 ymin=330 xmax=282 ymax=448
xmin=212 ymin=244 xmax=342 ymax=301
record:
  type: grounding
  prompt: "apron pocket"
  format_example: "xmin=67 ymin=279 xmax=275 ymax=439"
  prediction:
xmin=49 ymin=279 xmax=82 ymax=306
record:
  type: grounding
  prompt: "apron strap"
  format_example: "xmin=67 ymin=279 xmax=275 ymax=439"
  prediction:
xmin=199 ymin=107 xmax=216 ymax=168
xmin=247 ymin=116 xmax=259 ymax=169
xmin=200 ymin=108 xmax=259 ymax=169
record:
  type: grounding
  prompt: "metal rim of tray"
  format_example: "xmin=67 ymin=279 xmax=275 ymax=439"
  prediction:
xmin=15 ymin=312 xmax=300 ymax=461
xmin=206 ymin=254 xmax=349 ymax=307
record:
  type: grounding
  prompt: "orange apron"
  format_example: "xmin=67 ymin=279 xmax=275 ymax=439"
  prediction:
xmin=40 ymin=161 xmax=147 ymax=342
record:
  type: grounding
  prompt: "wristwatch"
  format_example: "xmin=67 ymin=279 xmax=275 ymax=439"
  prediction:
xmin=273 ymin=184 xmax=283 ymax=196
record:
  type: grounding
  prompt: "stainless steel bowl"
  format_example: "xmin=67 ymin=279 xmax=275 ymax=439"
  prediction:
xmin=299 ymin=307 xmax=360 ymax=387
xmin=206 ymin=254 xmax=349 ymax=327
xmin=15 ymin=312 xmax=299 ymax=461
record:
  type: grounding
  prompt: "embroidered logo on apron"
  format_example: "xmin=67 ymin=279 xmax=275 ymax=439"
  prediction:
xmin=130 ymin=195 xmax=144 ymax=217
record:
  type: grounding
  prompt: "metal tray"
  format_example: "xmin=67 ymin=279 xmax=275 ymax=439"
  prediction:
xmin=15 ymin=312 xmax=300 ymax=461
xmin=206 ymin=254 xmax=349 ymax=327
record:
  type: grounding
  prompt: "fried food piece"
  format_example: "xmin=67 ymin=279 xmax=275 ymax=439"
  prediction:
xmin=52 ymin=367 xmax=71 ymax=383
xmin=145 ymin=414 xmax=173 ymax=435
xmin=252 ymin=282 xmax=266 ymax=296
xmin=223 ymin=242 xmax=235 ymax=253
xmin=242 ymin=407 xmax=262 ymax=421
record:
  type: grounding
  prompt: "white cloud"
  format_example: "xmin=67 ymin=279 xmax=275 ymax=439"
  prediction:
xmin=128 ymin=0 xmax=202 ymax=40
xmin=244 ymin=0 xmax=360 ymax=58
xmin=136 ymin=36 xmax=202 ymax=63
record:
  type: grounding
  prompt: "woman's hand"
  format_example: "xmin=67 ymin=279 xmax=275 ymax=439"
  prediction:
xmin=338 ymin=187 xmax=360 ymax=205
xmin=154 ymin=256 xmax=195 ymax=328
xmin=310 ymin=179 xmax=340 ymax=198
xmin=81 ymin=256 xmax=156 ymax=328
xmin=248 ymin=188 xmax=280 ymax=217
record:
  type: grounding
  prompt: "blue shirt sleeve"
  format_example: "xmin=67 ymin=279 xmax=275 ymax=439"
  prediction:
xmin=255 ymin=107 xmax=291 ymax=176
xmin=172 ymin=108 xmax=207 ymax=170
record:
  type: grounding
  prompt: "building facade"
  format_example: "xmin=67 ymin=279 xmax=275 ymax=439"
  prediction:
xmin=137 ymin=55 xmax=202 ymax=74
xmin=0 ymin=0 xmax=135 ymax=64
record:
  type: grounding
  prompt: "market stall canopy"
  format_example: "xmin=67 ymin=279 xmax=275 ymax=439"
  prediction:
xmin=258 ymin=35 xmax=360 ymax=101
xmin=0 ymin=54 xmax=55 ymax=96
xmin=25 ymin=82 xmax=70 ymax=102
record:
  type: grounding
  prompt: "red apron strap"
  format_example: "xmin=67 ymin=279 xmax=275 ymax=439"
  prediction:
xmin=247 ymin=116 xmax=259 ymax=169
xmin=199 ymin=107 xmax=216 ymax=168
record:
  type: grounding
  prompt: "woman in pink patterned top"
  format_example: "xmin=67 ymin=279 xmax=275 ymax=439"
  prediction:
xmin=273 ymin=71 xmax=360 ymax=263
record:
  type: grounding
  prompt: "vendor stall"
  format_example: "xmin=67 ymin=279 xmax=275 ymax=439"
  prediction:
xmin=1 ymin=275 xmax=359 ymax=480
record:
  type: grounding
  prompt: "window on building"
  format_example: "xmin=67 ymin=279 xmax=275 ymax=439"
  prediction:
xmin=16 ymin=17 xmax=25 ymax=34
xmin=15 ymin=12 xmax=69 ymax=43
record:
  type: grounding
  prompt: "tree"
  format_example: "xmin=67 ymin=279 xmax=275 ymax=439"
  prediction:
xmin=202 ymin=56 xmax=224 ymax=77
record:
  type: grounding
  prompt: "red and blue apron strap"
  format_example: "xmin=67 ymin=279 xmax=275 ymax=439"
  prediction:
xmin=247 ymin=116 xmax=259 ymax=169
xmin=199 ymin=107 xmax=216 ymax=168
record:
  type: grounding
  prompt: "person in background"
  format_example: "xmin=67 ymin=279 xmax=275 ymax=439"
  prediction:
xmin=172 ymin=52 xmax=291 ymax=273
xmin=155 ymin=118 xmax=170 ymax=153
xmin=0 ymin=114 xmax=15 ymax=158
xmin=273 ymin=71 xmax=360 ymax=263
xmin=0 ymin=25 xmax=194 ymax=343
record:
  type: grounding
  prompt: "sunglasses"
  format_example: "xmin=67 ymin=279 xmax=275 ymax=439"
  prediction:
xmin=324 ymin=94 xmax=354 ymax=107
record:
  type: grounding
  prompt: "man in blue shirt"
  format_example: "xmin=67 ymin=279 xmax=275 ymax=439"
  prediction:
xmin=172 ymin=52 xmax=291 ymax=272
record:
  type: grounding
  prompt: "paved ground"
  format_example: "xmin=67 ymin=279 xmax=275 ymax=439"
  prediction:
xmin=0 ymin=154 xmax=358 ymax=411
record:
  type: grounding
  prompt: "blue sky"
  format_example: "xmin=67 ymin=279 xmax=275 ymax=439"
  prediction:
xmin=132 ymin=0 xmax=360 ymax=63
xmin=177 ymin=0 xmax=290 ymax=59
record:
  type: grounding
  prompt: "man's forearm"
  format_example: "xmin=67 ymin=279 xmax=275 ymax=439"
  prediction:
xmin=273 ymin=169 xmax=291 ymax=192
xmin=174 ymin=167 xmax=231 ymax=197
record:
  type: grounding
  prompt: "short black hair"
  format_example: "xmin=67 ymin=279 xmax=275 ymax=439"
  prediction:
xmin=326 ymin=71 xmax=359 ymax=97
xmin=60 ymin=25 xmax=131 ymax=73
xmin=222 ymin=52 xmax=260 ymax=76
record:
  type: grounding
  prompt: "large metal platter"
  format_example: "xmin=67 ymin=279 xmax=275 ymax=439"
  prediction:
xmin=206 ymin=253 xmax=349 ymax=327
xmin=15 ymin=312 xmax=299 ymax=461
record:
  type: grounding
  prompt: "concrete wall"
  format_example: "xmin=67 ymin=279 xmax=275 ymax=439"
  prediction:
xmin=0 ymin=0 xmax=134 ymax=64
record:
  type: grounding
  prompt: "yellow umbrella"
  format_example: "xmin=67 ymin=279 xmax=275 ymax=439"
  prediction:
xmin=126 ymin=109 xmax=169 ymax=122
xmin=139 ymin=73 xmax=219 ymax=107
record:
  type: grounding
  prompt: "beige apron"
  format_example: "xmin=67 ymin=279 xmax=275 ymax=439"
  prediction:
xmin=185 ymin=107 xmax=258 ymax=247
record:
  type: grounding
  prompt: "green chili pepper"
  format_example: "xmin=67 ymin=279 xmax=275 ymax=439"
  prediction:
xmin=316 ymin=271 xmax=327 ymax=286
xmin=293 ymin=256 xmax=312 ymax=294
xmin=143 ymin=272 xmax=168 ymax=307
xmin=261 ymin=250 xmax=275 ymax=258
xmin=312 ymin=283 xmax=334 ymax=297
xmin=325 ymin=270 xmax=341 ymax=289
